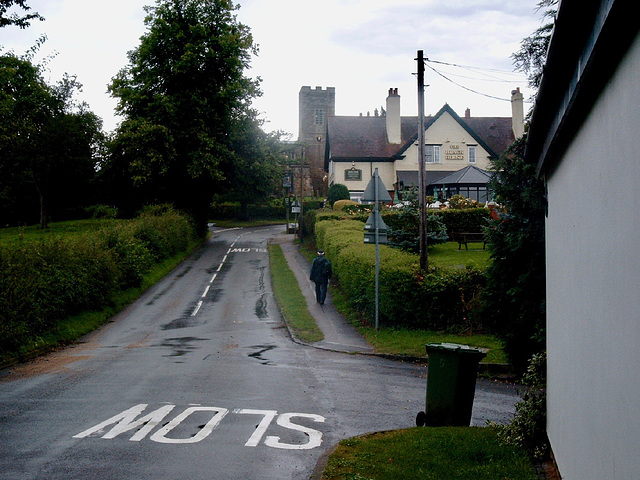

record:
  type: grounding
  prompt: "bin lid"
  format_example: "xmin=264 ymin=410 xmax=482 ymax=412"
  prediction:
xmin=425 ymin=342 xmax=487 ymax=356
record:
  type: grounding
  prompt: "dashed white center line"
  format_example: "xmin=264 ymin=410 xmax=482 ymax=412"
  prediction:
xmin=191 ymin=232 xmax=248 ymax=317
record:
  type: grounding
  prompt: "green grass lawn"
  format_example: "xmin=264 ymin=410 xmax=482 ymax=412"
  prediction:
xmin=321 ymin=427 xmax=537 ymax=480
xmin=428 ymin=241 xmax=491 ymax=269
xmin=0 ymin=219 xmax=119 ymax=244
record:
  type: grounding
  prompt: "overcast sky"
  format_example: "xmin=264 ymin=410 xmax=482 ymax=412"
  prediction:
xmin=1 ymin=0 xmax=542 ymax=137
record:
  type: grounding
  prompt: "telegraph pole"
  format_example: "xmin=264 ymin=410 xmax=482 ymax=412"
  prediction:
xmin=417 ymin=50 xmax=429 ymax=271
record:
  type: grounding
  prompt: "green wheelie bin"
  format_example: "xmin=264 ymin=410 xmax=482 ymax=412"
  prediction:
xmin=416 ymin=343 xmax=487 ymax=427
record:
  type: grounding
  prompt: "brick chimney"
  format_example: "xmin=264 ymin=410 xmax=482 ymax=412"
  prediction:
xmin=511 ymin=87 xmax=524 ymax=138
xmin=386 ymin=88 xmax=401 ymax=144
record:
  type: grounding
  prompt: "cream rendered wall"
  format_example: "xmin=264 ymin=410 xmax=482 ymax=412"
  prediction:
xmin=545 ymin=34 xmax=640 ymax=480
xmin=394 ymin=111 xmax=492 ymax=173
xmin=332 ymin=162 xmax=395 ymax=195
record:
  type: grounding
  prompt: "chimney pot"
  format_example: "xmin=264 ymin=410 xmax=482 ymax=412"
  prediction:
xmin=465 ymin=108 xmax=471 ymax=118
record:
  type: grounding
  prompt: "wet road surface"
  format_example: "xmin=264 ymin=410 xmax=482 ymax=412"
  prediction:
xmin=0 ymin=225 xmax=520 ymax=479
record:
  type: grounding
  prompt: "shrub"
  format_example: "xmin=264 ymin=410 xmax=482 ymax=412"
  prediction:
xmin=491 ymin=352 xmax=548 ymax=459
xmin=447 ymin=194 xmax=483 ymax=209
xmin=327 ymin=183 xmax=350 ymax=207
xmin=333 ymin=199 xmax=358 ymax=211
xmin=315 ymin=216 xmax=487 ymax=332
xmin=0 ymin=207 xmax=197 ymax=354
xmin=482 ymin=137 xmax=546 ymax=373
xmin=209 ymin=201 xmax=286 ymax=220
xmin=85 ymin=204 xmax=119 ymax=219
xmin=436 ymin=208 xmax=491 ymax=236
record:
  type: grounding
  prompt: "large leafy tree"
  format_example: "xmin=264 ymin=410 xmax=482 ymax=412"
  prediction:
xmin=107 ymin=0 xmax=261 ymax=233
xmin=0 ymin=54 xmax=102 ymax=227
xmin=215 ymin=113 xmax=283 ymax=218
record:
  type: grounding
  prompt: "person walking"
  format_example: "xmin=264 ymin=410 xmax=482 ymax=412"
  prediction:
xmin=310 ymin=249 xmax=332 ymax=305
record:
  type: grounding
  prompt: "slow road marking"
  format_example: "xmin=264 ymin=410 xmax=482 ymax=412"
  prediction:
xmin=74 ymin=404 xmax=326 ymax=450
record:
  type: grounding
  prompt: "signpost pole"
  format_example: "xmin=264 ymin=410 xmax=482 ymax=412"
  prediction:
xmin=374 ymin=169 xmax=380 ymax=330
xmin=362 ymin=169 xmax=391 ymax=331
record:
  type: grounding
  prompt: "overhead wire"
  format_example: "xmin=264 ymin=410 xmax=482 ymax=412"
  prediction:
xmin=423 ymin=57 xmax=530 ymax=103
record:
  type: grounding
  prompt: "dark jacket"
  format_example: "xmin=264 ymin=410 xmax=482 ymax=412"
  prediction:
xmin=310 ymin=256 xmax=332 ymax=284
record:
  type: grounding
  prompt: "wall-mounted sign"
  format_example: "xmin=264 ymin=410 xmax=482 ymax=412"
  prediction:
xmin=345 ymin=169 xmax=362 ymax=181
xmin=445 ymin=144 xmax=464 ymax=160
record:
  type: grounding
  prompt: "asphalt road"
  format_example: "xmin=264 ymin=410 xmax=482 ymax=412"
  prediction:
xmin=0 ymin=225 xmax=521 ymax=479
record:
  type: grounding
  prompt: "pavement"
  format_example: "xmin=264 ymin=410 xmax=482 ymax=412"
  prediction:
xmin=270 ymin=232 xmax=514 ymax=378
xmin=270 ymin=233 xmax=374 ymax=355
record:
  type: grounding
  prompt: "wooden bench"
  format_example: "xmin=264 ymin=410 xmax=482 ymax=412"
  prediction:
xmin=450 ymin=229 xmax=486 ymax=250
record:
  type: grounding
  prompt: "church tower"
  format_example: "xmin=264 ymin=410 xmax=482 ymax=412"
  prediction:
xmin=298 ymin=86 xmax=335 ymax=174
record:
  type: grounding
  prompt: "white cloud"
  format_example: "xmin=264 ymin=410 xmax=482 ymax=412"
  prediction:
xmin=1 ymin=0 xmax=542 ymax=136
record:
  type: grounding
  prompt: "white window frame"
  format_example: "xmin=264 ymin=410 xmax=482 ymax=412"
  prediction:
xmin=468 ymin=145 xmax=477 ymax=164
xmin=424 ymin=144 xmax=441 ymax=164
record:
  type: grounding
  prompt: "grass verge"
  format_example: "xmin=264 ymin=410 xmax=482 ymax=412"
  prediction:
xmin=320 ymin=426 xmax=538 ymax=480
xmin=327 ymin=270 xmax=506 ymax=364
xmin=268 ymin=243 xmax=324 ymax=343
xmin=300 ymin=240 xmax=505 ymax=363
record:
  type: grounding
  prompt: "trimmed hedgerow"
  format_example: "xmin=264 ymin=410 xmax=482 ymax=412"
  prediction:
xmin=0 ymin=206 xmax=197 ymax=353
xmin=314 ymin=215 xmax=486 ymax=332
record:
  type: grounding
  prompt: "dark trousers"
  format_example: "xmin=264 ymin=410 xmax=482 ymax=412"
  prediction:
xmin=315 ymin=281 xmax=328 ymax=304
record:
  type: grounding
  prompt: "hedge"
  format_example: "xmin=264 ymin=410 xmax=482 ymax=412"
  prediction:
xmin=210 ymin=199 xmax=325 ymax=221
xmin=311 ymin=211 xmax=486 ymax=332
xmin=0 ymin=207 xmax=197 ymax=353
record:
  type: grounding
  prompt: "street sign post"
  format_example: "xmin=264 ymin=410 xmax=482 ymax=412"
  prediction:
xmin=362 ymin=168 xmax=390 ymax=330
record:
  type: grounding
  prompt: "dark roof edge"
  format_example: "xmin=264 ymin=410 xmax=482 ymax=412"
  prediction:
xmin=401 ymin=104 xmax=500 ymax=158
xmin=330 ymin=157 xmax=395 ymax=162
xmin=527 ymin=0 xmax=640 ymax=176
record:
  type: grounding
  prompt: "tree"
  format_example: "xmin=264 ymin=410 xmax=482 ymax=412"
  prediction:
xmin=387 ymin=187 xmax=448 ymax=253
xmin=482 ymin=137 xmax=546 ymax=374
xmin=327 ymin=184 xmax=350 ymax=207
xmin=512 ymin=0 xmax=558 ymax=89
xmin=107 ymin=0 xmax=261 ymax=234
xmin=0 ymin=0 xmax=43 ymax=29
xmin=214 ymin=113 xmax=283 ymax=218
xmin=0 ymin=54 xmax=102 ymax=227
xmin=480 ymin=0 xmax=557 ymax=374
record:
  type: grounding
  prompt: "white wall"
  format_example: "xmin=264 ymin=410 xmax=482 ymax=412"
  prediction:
xmin=545 ymin=33 xmax=640 ymax=480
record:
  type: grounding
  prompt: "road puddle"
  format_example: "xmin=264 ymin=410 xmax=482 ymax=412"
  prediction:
xmin=247 ymin=345 xmax=277 ymax=365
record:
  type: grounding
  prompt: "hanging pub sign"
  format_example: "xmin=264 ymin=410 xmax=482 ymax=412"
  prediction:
xmin=282 ymin=171 xmax=293 ymax=189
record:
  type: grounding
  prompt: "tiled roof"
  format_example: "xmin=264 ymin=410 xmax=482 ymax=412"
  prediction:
xmin=326 ymin=104 xmax=514 ymax=163
xmin=431 ymin=165 xmax=493 ymax=185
